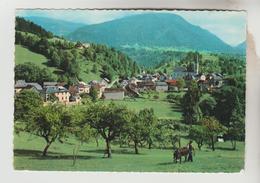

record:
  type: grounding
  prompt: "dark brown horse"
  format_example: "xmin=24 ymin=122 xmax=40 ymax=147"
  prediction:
xmin=173 ymin=147 xmax=189 ymax=164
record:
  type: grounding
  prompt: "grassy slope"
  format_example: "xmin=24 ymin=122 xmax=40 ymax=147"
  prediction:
xmin=15 ymin=44 xmax=102 ymax=83
xmin=14 ymin=132 xmax=244 ymax=172
xmin=103 ymin=92 xmax=182 ymax=120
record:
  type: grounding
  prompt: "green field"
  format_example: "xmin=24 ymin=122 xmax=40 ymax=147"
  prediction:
xmin=14 ymin=132 xmax=244 ymax=172
xmin=15 ymin=45 xmax=48 ymax=66
xmin=103 ymin=92 xmax=182 ymax=120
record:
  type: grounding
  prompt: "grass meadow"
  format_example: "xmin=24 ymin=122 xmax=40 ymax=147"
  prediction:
xmin=13 ymin=132 xmax=244 ymax=172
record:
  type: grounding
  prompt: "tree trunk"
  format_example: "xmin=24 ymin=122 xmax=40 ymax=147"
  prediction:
xmin=105 ymin=139 xmax=112 ymax=158
xmin=42 ymin=142 xmax=52 ymax=156
xmin=148 ymin=142 xmax=152 ymax=149
xmin=231 ymin=140 xmax=237 ymax=150
xmin=95 ymin=137 xmax=99 ymax=147
xmin=211 ymin=136 xmax=215 ymax=151
xmin=134 ymin=141 xmax=139 ymax=154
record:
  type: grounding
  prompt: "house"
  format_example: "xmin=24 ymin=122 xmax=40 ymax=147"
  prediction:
xmin=15 ymin=80 xmax=28 ymax=93
xmin=77 ymin=81 xmax=90 ymax=94
xmin=165 ymin=80 xmax=178 ymax=91
xmin=171 ymin=66 xmax=198 ymax=80
xmin=15 ymin=80 xmax=42 ymax=93
xmin=103 ymin=88 xmax=125 ymax=100
xmin=136 ymin=81 xmax=156 ymax=92
xmin=155 ymin=82 xmax=168 ymax=92
xmin=43 ymin=86 xmax=70 ymax=104
xmin=207 ymin=73 xmax=223 ymax=88
xmin=43 ymin=82 xmax=58 ymax=88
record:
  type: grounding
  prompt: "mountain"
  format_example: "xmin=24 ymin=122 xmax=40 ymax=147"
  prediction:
xmin=23 ymin=16 xmax=86 ymax=36
xmin=235 ymin=41 xmax=246 ymax=54
xmin=67 ymin=13 xmax=236 ymax=53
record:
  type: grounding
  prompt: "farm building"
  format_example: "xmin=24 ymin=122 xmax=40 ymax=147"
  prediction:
xmin=136 ymin=81 xmax=156 ymax=92
xmin=155 ymin=82 xmax=168 ymax=92
xmin=43 ymin=86 xmax=70 ymax=104
xmin=103 ymin=88 xmax=125 ymax=100
xmin=15 ymin=80 xmax=43 ymax=93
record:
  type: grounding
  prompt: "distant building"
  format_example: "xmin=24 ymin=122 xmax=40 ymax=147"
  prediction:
xmin=15 ymin=80 xmax=42 ymax=94
xmin=136 ymin=81 xmax=156 ymax=92
xmin=103 ymin=88 xmax=125 ymax=100
xmin=43 ymin=86 xmax=70 ymax=104
xmin=43 ymin=82 xmax=58 ymax=88
xmin=77 ymin=81 xmax=90 ymax=94
xmin=155 ymin=82 xmax=168 ymax=92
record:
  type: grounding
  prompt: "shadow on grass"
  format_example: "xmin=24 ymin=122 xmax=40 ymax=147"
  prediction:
xmin=215 ymin=147 xmax=236 ymax=151
xmin=157 ymin=162 xmax=175 ymax=166
xmin=82 ymin=148 xmax=147 ymax=155
xmin=14 ymin=149 xmax=97 ymax=160
xmin=82 ymin=148 xmax=134 ymax=155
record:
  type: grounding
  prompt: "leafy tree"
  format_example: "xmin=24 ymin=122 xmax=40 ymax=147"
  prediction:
xmin=15 ymin=63 xmax=56 ymax=84
xmin=181 ymin=80 xmax=201 ymax=124
xmin=176 ymin=78 xmax=185 ymax=91
xmin=124 ymin=110 xmax=148 ymax=154
xmin=89 ymin=87 xmax=98 ymax=102
xmin=23 ymin=104 xmax=73 ymax=156
xmin=198 ymin=93 xmax=216 ymax=116
xmin=83 ymin=102 xmax=129 ymax=158
xmin=14 ymin=89 xmax=43 ymax=121
xmin=200 ymin=116 xmax=227 ymax=151
xmin=91 ymin=64 xmax=98 ymax=73
xmin=189 ymin=125 xmax=207 ymax=150
xmin=139 ymin=108 xmax=158 ymax=149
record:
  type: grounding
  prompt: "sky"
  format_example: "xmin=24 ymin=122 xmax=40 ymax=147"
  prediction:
xmin=16 ymin=9 xmax=246 ymax=46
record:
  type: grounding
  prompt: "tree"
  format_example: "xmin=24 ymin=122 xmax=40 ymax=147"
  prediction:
xmin=176 ymin=78 xmax=185 ymax=91
xmin=15 ymin=63 xmax=56 ymax=84
xmin=189 ymin=125 xmax=207 ymax=150
xmin=198 ymin=93 xmax=216 ymax=116
xmin=200 ymin=116 xmax=227 ymax=151
xmin=92 ymin=64 xmax=98 ymax=73
xmin=124 ymin=110 xmax=147 ymax=154
xmin=139 ymin=108 xmax=158 ymax=149
xmin=181 ymin=80 xmax=201 ymax=124
xmin=14 ymin=89 xmax=43 ymax=121
xmin=89 ymin=87 xmax=98 ymax=102
xmin=83 ymin=102 xmax=129 ymax=158
xmin=24 ymin=104 xmax=73 ymax=156
xmin=225 ymin=98 xmax=245 ymax=150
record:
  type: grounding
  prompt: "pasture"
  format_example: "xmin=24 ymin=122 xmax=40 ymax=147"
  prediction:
xmin=103 ymin=92 xmax=183 ymax=120
xmin=13 ymin=132 xmax=244 ymax=172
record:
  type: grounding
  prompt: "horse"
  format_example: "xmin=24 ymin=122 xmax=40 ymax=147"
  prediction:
xmin=173 ymin=147 xmax=189 ymax=164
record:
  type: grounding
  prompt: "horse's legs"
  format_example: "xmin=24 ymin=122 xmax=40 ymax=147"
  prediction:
xmin=179 ymin=156 xmax=182 ymax=164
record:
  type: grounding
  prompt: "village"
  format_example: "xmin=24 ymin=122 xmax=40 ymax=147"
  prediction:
xmin=14 ymin=62 xmax=224 ymax=105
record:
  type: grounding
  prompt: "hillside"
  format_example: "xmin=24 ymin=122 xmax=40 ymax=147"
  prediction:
xmin=67 ymin=13 xmax=236 ymax=53
xmin=15 ymin=17 xmax=139 ymax=83
xmin=24 ymin=16 xmax=86 ymax=36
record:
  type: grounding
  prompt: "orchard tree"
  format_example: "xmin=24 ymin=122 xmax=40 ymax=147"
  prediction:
xmin=200 ymin=116 xmax=227 ymax=151
xmin=83 ymin=102 xmax=129 ymax=158
xmin=139 ymin=108 xmax=158 ymax=149
xmin=125 ymin=110 xmax=147 ymax=154
xmin=189 ymin=125 xmax=207 ymax=150
xmin=24 ymin=104 xmax=73 ymax=156
xmin=14 ymin=89 xmax=43 ymax=121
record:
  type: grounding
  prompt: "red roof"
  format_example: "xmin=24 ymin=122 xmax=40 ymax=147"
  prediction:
xmin=166 ymin=80 xmax=177 ymax=85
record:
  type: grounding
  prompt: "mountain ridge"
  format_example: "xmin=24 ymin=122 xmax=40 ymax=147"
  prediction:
xmin=67 ymin=13 xmax=240 ymax=54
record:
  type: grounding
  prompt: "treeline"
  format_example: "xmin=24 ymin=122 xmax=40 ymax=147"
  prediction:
xmin=16 ymin=17 xmax=53 ymax=38
xmin=120 ymin=47 xmax=187 ymax=68
xmin=15 ymin=17 xmax=140 ymax=83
